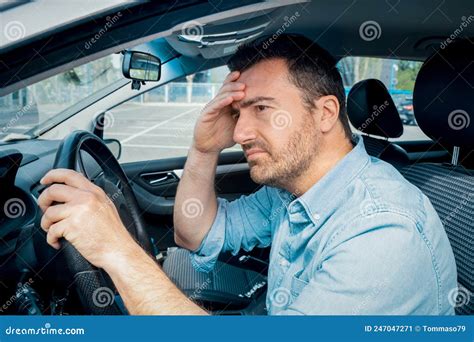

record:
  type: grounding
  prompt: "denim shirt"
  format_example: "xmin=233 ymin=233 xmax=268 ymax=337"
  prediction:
xmin=191 ymin=135 xmax=458 ymax=315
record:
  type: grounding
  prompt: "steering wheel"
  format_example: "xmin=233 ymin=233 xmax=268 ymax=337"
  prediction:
xmin=50 ymin=130 xmax=153 ymax=314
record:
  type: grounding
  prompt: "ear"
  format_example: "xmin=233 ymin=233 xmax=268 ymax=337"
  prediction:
xmin=316 ymin=95 xmax=340 ymax=133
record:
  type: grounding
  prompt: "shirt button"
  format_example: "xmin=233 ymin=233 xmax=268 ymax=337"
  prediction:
xmin=279 ymin=259 xmax=289 ymax=267
xmin=288 ymin=204 xmax=295 ymax=214
xmin=313 ymin=213 xmax=321 ymax=221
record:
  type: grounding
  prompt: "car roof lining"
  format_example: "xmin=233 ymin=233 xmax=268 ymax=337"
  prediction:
xmin=0 ymin=0 xmax=296 ymax=96
xmin=0 ymin=0 xmax=133 ymax=51
xmin=168 ymin=0 xmax=474 ymax=63
xmin=1 ymin=0 xmax=473 ymax=96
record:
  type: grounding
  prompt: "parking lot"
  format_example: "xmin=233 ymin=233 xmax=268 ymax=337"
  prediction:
xmin=105 ymin=102 xmax=428 ymax=163
xmin=0 ymin=101 xmax=429 ymax=164
xmin=105 ymin=102 xmax=239 ymax=163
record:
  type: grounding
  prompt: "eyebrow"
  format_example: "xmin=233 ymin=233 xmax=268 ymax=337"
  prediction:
xmin=233 ymin=96 xmax=278 ymax=110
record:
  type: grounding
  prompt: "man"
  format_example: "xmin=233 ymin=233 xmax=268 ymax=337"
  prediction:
xmin=39 ymin=34 xmax=457 ymax=315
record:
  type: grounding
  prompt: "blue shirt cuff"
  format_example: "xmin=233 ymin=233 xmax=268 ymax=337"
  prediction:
xmin=190 ymin=197 xmax=227 ymax=273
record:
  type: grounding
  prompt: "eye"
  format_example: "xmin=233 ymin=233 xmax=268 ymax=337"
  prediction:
xmin=256 ymin=105 xmax=268 ymax=112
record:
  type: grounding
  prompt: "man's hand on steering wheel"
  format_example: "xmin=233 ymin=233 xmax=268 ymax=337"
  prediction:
xmin=38 ymin=168 xmax=136 ymax=269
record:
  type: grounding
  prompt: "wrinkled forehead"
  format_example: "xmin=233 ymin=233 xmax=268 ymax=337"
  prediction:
xmin=233 ymin=59 xmax=293 ymax=107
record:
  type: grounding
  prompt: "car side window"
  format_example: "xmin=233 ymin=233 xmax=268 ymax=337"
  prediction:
xmin=337 ymin=57 xmax=428 ymax=141
xmin=104 ymin=66 xmax=241 ymax=163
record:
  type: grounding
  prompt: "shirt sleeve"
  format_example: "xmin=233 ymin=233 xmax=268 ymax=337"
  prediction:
xmin=191 ymin=186 xmax=276 ymax=273
xmin=275 ymin=212 xmax=443 ymax=315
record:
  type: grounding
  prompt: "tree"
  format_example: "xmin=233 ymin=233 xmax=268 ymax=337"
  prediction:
xmin=338 ymin=57 xmax=383 ymax=87
xmin=395 ymin=60 xmax=421 ymax=91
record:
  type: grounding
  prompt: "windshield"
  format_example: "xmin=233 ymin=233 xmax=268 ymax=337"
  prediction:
xmin=0 ymin=54 xmax=124 ymax=141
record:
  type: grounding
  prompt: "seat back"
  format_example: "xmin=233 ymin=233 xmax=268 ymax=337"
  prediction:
xmin=347 ymin=79 xmax=409 ymax=168
xmin=402 ymin=40 xmax=474 ymax=315
xmin=401 ymin=164 xmax=473 ymax=314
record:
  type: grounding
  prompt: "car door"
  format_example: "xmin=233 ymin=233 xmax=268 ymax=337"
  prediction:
xmin=121 ymin=152 xmax=259 ymax=252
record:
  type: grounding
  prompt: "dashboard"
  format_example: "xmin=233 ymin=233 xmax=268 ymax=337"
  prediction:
xmin=0 ymin=138 xmax=129 ymax=315
xmin=0 ymin=150 xmax=37 ymax=265
xmin=0 ymin=140 xmax=66 ymax=314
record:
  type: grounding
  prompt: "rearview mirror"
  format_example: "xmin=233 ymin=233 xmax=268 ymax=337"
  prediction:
xmin=122 ymin=51 xmax=161 ymax=82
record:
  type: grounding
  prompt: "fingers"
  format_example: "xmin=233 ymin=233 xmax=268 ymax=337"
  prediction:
xmin=40 ymin=169 xmax=102 ymax=195
xmin=218 ymin=89 xmax=245 ymax=102
xmin=216 ymin=92 xmax=244 ymax=111
xmin=41 ymin=203 xmax=71 ymax=232
xmin=219 ymin=81 xmax=245 ymax=94
xmin=37 ymin=183 xmax=83 ymax=212
xmin=204 ymin=80 xmax=245 ymax=114
xmin=216 ymin=96 xmax=235 ymax=110
xmin=207 ymin=91 xmax=245 ymax=113
xmin=201 ymin=72 xmax=245 ymax=117
xmin=46 ymin=221 xmax=67 ymax=250
xmin=223 ymin=71 xmax=240 ymax=84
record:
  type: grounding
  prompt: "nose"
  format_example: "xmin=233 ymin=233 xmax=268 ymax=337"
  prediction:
xmin=233 ymin=112 xmax=257 ymax=145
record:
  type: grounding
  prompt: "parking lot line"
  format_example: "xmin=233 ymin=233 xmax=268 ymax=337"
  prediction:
xmin=122 ymin=144 xmax=189 ymax=149
xmin=120 ymin=107 xmax=198 ymax=144
xmin=110 ymin=132 xmax=191 ymax=138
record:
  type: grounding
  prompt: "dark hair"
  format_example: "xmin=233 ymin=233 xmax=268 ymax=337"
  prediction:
xmin=227 ymin=34 xmax=352 ymax=138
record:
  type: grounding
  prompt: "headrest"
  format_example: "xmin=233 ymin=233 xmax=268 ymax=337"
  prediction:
xmin=413 ymin=40 xmax=474 ymax=149
xmin=347 ymin=79 xmax=403 ymax=138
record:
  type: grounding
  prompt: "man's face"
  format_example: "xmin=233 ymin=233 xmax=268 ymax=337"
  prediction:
xmin=232 ymin=58 xmax=321 ymax=189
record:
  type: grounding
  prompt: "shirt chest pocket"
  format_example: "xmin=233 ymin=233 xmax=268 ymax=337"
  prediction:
xmin=290 ymin=273 xmax=309 ymax=298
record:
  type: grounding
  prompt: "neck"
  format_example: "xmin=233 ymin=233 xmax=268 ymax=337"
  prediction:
xmin=285 ymin=135 xmax=354 ymax=196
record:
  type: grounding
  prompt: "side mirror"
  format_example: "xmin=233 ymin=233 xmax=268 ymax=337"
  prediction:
xmin=122 ymin=51 xmax=161 ymax=82
xmin=104 ymin=139 xmax=122 ymax=160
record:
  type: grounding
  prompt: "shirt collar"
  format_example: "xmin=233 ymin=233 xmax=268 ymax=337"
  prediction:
xmin=276 ymin=134 xmax=370 ymax=225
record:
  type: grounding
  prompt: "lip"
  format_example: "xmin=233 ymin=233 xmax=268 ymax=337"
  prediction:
xmin=245 ymin=149 xmax=267 ymax=159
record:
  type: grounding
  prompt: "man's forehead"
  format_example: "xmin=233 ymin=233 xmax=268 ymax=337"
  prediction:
xmin=237 ymin=58 xmax=289 ymax=85
xmin=231 ymin=60 xmax=291 ymax=110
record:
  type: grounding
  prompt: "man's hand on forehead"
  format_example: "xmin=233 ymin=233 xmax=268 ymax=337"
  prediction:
xmin=192 ymin=71 xmax=246 ymax=153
